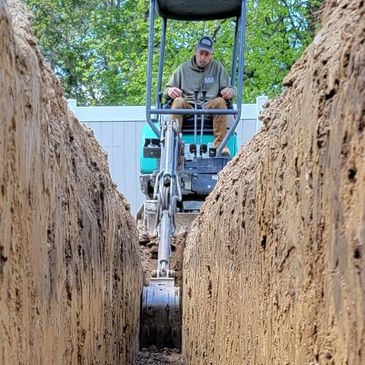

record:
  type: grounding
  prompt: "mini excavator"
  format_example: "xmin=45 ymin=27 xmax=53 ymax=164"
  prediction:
xmin=138 ymin=0 xmax=247 ymax=350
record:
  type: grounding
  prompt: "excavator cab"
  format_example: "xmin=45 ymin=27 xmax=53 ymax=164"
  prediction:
xmin=139 ymin=0 xmax=247 ymax=350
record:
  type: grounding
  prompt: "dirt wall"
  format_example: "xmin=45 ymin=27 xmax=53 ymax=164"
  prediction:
xmin=0 ymin=0 xmax=142 ymax=364
xmin=183 ymin=0 xmax=365 ymax=364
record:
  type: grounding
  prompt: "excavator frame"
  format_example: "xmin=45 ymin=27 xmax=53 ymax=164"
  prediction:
xmin=139 ymin=0 xmax=247 ymax=350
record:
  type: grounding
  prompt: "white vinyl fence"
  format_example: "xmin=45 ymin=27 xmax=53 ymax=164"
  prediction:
xmin=68 ymin=96 xmax=267 ymax=215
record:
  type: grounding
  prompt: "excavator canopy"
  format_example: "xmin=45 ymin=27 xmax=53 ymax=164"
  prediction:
xmin=156 ymin=0 xmax=242 ymax=20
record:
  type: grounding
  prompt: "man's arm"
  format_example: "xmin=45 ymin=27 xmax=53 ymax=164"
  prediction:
xmin=164 ymin=66 xmax=183 ymax=99
xmin=166 ymin=87 xmax=183 ymax=99
xmin=220 ymin=87 xmax=234 ymax=99
xmin=217 ymin=62 xmax=235 ymax=99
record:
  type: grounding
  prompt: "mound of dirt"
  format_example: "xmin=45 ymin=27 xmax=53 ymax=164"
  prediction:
xmin=183 ymin=0 xmax=365 ymax=364
xmin=0 ymin=0 xmax=142 ymax=363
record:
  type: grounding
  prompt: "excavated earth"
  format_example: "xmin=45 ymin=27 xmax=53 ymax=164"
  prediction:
xmin=2 ymin=0 xmax=365 ymax=364
xmin=0 ymin=0 xmax=143 ymax=364
xmin=183 ymin=0 xmax=365 ymax=364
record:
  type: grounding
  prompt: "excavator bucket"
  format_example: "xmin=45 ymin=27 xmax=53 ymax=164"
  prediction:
xmin=140 ymin=278 xmax=182 ymax=349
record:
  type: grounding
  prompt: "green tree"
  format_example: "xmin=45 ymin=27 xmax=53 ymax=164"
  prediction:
xmin=244 ymin=0 xmax=323 ymax=99
xmin=25 ymin=0 xmax=323 ymax=105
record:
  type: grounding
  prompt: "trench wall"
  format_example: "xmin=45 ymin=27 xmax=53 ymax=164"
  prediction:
xmin=0 ymin=1 xmax=142 ymax=363
xmin=183 ymin=1 xmax=365 ymax=364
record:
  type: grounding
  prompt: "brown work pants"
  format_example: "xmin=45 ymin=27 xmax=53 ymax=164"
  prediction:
xmin=170 ymin=97 xmax=227 ymax=147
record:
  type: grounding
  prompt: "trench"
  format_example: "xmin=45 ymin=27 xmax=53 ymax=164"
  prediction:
xmin=1 ymin=0 xmax=365 ymax=364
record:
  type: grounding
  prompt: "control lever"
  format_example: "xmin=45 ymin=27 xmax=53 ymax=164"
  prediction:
xmin=200 ymin=90 xmax=207 ymax=145
xmin=193 ymin=90 xmax=199 ymax=144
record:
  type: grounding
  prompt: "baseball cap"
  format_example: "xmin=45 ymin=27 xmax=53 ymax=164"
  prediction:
xmin=196 ymin=36 xmax=214 ymax=53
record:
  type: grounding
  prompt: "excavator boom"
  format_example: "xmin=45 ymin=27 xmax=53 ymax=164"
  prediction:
xmin=140 ymin=119 xmax=183 ymax=349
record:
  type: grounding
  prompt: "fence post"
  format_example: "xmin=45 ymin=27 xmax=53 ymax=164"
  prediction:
xmin=67 ymin=99 xmax=77 ymax=112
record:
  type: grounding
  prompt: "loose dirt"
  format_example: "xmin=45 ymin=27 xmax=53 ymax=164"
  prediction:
xmin=136 ymin=348 xmax=184 ymax=365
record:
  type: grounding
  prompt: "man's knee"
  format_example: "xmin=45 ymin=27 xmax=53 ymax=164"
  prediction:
xmin=215 ymin=97 xmax=227 ymax=108
xmin=208 ymin=97 xmax=227 ymax=109
xmin=172 ymin=97 xmax=185 ymax=109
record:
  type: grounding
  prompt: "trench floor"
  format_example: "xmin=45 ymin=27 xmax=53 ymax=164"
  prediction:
xmin=136 ymin=349 xmax=183 ymax=364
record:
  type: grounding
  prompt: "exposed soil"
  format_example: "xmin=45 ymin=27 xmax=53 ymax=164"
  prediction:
xmin=2 ymin=0 xmax=365 ymax=364
xmin=184 ymin=0 xmax=365 ymax=364
xmin=0 ymin=0 xmax=142 ymax=363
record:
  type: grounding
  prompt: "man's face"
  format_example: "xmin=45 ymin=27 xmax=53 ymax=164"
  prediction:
xmin=195 ymin=49 xmax=212 ymax=67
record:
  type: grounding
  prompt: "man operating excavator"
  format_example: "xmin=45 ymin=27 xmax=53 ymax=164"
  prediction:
xmin=164 ymin=36 xmax=234 ymax=156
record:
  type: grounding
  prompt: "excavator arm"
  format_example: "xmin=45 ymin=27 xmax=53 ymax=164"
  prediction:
xmin=140 ymin=119 xmax=183 ymax=349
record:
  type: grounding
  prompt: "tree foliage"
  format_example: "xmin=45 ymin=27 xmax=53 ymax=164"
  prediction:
xmin=244 ymin=0 xmax=323 ymax=99
xmin=25 ymin=0 xmax=323 ymax=105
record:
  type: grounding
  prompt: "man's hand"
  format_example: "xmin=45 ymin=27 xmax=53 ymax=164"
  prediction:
xmin=220 ymin=87 xmax=234 ymax=100
xmin=167 ymin=87 xmax=183 ymax=99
